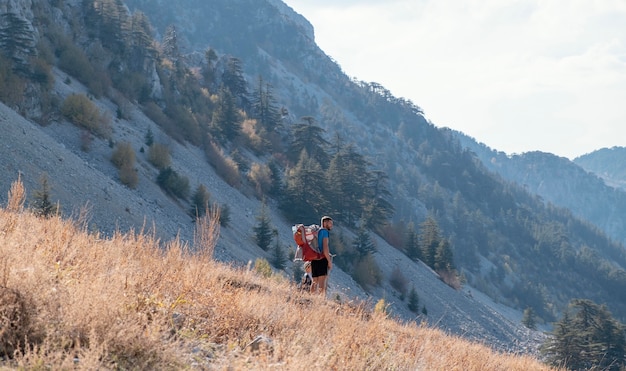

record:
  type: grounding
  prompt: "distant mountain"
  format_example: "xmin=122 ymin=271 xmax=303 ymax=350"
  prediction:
xmin=574 ymin=147 xmax=626 ymax=190
xmin=452 ymin=129 xmax=626 ymax=246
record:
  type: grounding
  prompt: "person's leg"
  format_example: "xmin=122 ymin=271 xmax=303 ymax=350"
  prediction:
xmin=317 ymin=274 xmax=328 ymax=296
xmin=310 ymin=277 xmax=319 ymax=293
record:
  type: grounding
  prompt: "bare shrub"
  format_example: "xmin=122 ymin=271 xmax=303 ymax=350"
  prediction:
xmin=240 ymin=118 xmax=266 ymax=154
xmin=60 ymin=94 xmax=111 ymax=138
xmin=248 ymin=162 xmax=272 ymax=198
xmin=389 ymin=265 xmax=409 ymax=298
xmin=147 ymin=143 xmax=171 ymax=170
xmin=111 ymin=142 xmax=135 ymax=169
xmin=438 ymin=269 xmax=461 ymax=290
xmin=80 ymin=130 xmax=93 ymax=152
xmin=352 ymin=254 xmax=382 ymax=289
xmin=141 ymin=102 xmax=184 ymax=143
xmin=0 ymin=287 xmax=37 ymax=359
xmin=204 ymin=140 xmax=241 ymax=187
xmin=7 ymin=174 xmax=26 ymax=212
xmin=193 ymin=205 xmax=220 ymax=259
xmin=119 ymin=163 xmax=139 ymax=189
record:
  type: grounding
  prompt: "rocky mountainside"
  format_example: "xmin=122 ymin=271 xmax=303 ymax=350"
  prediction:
xmin=0 ymin=77 xmax=545 ymax=355
xmin=4 ymin=0 xmax=626 ymax=355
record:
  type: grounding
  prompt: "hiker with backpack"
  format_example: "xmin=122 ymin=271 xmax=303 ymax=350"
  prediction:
xmin=311 ymin=216 xmax=333 ymax=295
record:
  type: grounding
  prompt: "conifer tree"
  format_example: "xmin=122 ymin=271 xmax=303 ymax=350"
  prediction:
xmin=287 ymin=117 xmax=329 ymax=166
xmin=32 ymin=173 xmax=58 ymax=218
xmin=191 ymin=184 xmax=211 ymax=217
xmin=404 ymin=222 xmax=422 ymax=261
xmin=253 ymin=201 xmax=273 ymax=251
xmin=162 ymin=24 xmax=180 ymax=62
xmin=280 ymin=150 xmax=327 ymax=221
xmin=542 ymin=299 xmax=626 ymax=370
xmin=221 ymin=57 xmax=248 ymax=107
xmin=210 ymin=85 xmax=241 ymax=141
xmin=521 ymin=307 xmax=537 ymax=330
xmin=353 ymin=223 xmax=376 ymax=258
xmin=408 ymin=286 xmax=420 ymax=313
xmin=270 ymin=231 xmax=287 ymax=270
xmin=434 ymin=238 xmax=454 ymax=272
xmin=419 ymin=215 xmax=441 ymax=268
xmin=251 ymin=76 xmax=281 ymax=133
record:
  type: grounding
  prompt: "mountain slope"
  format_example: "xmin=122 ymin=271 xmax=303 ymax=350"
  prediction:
xmin=3 ymin=0 xmax=626 ymax=353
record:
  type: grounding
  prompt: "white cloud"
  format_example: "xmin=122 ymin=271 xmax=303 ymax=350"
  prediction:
xmin=283 ymin=0 xmax=626 ymax=159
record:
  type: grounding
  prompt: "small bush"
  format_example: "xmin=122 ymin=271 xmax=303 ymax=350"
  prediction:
xmin=0 ymin=287 xmax=39 ymax=359
xmin=61 ymin=94 xmax=111 ymax=137
xmin=438 ymin=269 xmax=461 ymax=290
xmin=254 ymin=258 xmax=272 ymax=278
xmin=190 ymin=184 xmax=211 ymax=217
xmin=218 ymin=203 xmax=231 ymax=227
xmin=249 ymin=162 xmax=272 ymax=198
xmin=147 ymin=143 xmax=171 ymax=170
xmin=389 ymin=266 xmax=409 ymax=299
xmin=119 ymin=163 xmax=138 ymax=189
xmin=204 ymin=140 xmax=241 ymax=187
xmin=408 ymin=286 xmax=420 ymax=313
xmin=157 ymin=167 xmax=190 ymax=200
xmin=374 ymin=298 xmax=389 ymax=317
xmin=142 ymin=102 xmax=184 ymax=143
xmin=352 ymin=254 xmax=382 ymax=289
xmin=111 ymin=142 xmax=136 ymax=169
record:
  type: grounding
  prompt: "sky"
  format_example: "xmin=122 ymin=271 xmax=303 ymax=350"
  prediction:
xmin=282 ymin=0 xmax=626 ymax=160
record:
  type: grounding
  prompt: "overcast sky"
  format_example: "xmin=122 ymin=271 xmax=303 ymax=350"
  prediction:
xmin=282 ymin=0 xmax=626 ymax=160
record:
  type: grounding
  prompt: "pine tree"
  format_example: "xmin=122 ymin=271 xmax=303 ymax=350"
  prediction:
xmin=128 ymin=11 xmax=156 ymax=73
xmin=353 ymin=223 xmax=376 ymax=258
xmin=210 ymin=85 xmax=241 ymax=141
xmin=32 ymin=173 xmax=57 ymax=218
xmin=419 ymin=215 xmax=441 ymax=268
xmin=162 ymin=24 xmax=180 ymax=62
xmin=221 ymin=57 xmax=248 ymax=107
xmin=542 ymin=299 xmax=626 ymax=370
xmin=253 ymin=201 xmax=273 ymax=251
xmin=434 ymin=238 xmax=454 ymax=272
xmin=408 ymin=286 xmax=419 ymax=313
xmin=251 ymin=76 xmax=281 ymax=133
xmin=190 ymin=184 xmax=211 ymax=217
xmin=280 ymin=150 xmax=327 ymax=221
xmin=287 ymin=117 xmax=329 ymax=166
xmin=405 ymin=222 xmax=422 ymax=261
xmin=521 ymin=307 xmax=537 ymax=330
xmin=270 ymin=233 xmax=287 ymax=270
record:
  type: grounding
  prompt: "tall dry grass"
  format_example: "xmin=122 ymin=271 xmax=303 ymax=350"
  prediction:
xmin=0 ymin=178 xmax=560 ymax=370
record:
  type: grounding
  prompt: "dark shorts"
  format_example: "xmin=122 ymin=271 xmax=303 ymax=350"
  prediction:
xmin=311 ymin=257 xmax=328 ymax=278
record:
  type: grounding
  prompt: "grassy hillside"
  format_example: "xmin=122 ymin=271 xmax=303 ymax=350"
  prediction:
xmin=0 ymin=178 xmax=555 ymax=370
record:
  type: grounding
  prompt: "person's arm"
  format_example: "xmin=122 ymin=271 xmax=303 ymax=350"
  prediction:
xmin=322 ymin=233 xmax=332 ymax=269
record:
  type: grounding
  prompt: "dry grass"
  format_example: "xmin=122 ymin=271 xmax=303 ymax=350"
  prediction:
xmin=0 ymin=182 xmax=559 ymax=370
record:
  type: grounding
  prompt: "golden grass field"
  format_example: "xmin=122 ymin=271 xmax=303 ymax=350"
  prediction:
xmin=0 ymin=178 xmax=559 ymax=370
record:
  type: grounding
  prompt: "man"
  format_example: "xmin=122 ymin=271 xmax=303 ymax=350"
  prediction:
xmin=311 ymin=215 xmax=333 ymax=295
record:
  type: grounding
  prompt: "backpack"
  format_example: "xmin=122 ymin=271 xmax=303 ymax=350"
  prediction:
xmin=292 ymin=224 xmax=324 ymax=261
